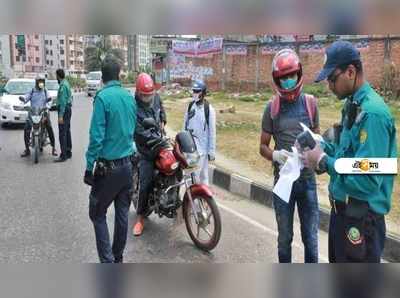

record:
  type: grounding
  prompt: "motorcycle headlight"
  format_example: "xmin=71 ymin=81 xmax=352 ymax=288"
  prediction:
xmin=183 ymin=152 xmax=200 ymax=169
xmin=0 ymin=102 xmax=12 ymax=110
xmin=31 ymin=115 xmax=41 ymax=124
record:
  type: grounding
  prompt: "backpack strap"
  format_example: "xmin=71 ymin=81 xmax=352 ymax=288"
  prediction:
xmin=185 ymin=101 xmax=195 ymax=131
xmin=204 ymin=100 xmax=210 ymax=131
xmin=270 ymin=95 xmax=280 ymax=119
xmin=304 ymin=94 xmax=317 ymax=129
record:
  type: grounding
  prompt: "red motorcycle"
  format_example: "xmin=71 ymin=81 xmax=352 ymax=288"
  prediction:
xmin=132 ymin=118 xmax=221 ymax=251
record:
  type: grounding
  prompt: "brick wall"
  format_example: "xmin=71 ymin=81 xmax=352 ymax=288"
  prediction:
xmin=169 ymin=38 xmax=400 ymax=92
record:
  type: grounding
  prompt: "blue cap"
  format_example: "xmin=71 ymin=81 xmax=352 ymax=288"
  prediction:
xmin=315 ymin=40 xmax=361 ymax=83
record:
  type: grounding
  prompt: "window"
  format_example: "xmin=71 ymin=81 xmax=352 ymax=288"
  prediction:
xmin=51 ymin=61 xmax=53 ymax=66
xmin=46 ymin=60 xmax=49 ymax=64
xmin=16 ymin=56 xmax=20 ymax=62
xmin=60 ymin=49 xmax=64 ymax=55
xmin=35 ymin=35 xmax=39 ymax=39
xmin=70 ymin=60 xmax=74 ymax=65
xmin=35 ymin=46 xmax=39 ymax=51
xmin=45 ymin=40 xmax=49 ymax=45
xmin=36 ymin=57 xmax=40 ymax=63
xmin=60 ymin=39 xmax=64 ymax=45
xmin=69 ymin=40 xmax=73 ymax=45
xmin=61 ymin=60 xmax=65 ymax=67
xmin=50 ymin=50 xmax=53 ymax=55
xmin=22 ymin=56 xmax=26 ymax=62
xmin=50 ymin=40 xmax=52 ymax=46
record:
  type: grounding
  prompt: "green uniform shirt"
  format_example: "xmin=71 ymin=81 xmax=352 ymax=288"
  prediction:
xmin=56 ymin=79 xmax=72 ymax=117
xmin=85 ymin=80 xmax=137 ymax=171
xmin=322 ymin=82 xmax=397 ymax=215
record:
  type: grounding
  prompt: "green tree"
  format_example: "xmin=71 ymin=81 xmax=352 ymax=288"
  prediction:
xmin=84 ymin=35 xmax=126 ymax=72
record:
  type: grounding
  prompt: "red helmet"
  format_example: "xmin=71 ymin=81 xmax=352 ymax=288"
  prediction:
xmin=136 ymin=73 xmax=155 ymax=95
xmin=272 ymin=49 xmax=303 ymax=102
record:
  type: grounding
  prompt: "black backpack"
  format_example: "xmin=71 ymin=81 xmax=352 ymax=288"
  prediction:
xmin=185 ymin=100 xmax=210 ymax=131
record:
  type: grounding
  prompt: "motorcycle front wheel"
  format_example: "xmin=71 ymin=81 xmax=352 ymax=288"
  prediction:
xmin=183 ymin=195 xmax=221 ymax=251
xmin=33 ymin=135 xmax=39 ymax=164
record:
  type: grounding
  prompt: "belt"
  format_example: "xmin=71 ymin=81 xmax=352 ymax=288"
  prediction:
xmin=98 ymin=156 xmax=132 ymax=169
xmin=329 ymin=196 xmax=380 ymax=218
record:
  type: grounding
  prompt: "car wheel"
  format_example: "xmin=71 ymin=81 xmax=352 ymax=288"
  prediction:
xmin=1 ymin=122 xmax=8 ymax=128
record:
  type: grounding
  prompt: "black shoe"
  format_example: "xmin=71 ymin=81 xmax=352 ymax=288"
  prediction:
xmin=54 ymin=157 xmax=67 ymax=163
xmin=20 ymin=150 xmax=31 ymax=158
xmin=51 ymin=147 xmax=58 ymax=157
xmin=114 ymin=257 xmax=123 ymax=263
xmin=66 ymin=152 xmax=72 ymax=159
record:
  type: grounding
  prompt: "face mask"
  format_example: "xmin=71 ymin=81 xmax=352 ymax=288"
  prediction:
xmin=280 ymin=78 xmax=297 ymax=90
xmin=141 ymin=94 xmax=154 ymax=104
xmin=38 ymin=83 xmax=44 ymax=89
xmin=192 ymin=92 xmax=202 ymax=102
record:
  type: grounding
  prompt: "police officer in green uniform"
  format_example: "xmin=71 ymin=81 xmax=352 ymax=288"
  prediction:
xmin=84 ymin=57 xmax=137 ymax=263
xmin=54 ymin=69 xmax=73 ymax=162
xmin=303 ymin=41 xmax=397 ymax=263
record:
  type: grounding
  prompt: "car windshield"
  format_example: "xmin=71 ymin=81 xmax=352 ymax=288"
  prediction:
xmin=46 ymin=81 xmax=59 ymax=90
xmin=4 ymin=81 xmax=35 ymax=95
xmin=87 ymin=73 xmax=101 ymax=80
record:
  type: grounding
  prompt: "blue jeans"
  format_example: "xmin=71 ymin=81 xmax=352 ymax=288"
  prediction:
xmin=273 ymin=176 xmax=319 ymax=263
xmin=89 ymin=162 xmax=133 ymax=263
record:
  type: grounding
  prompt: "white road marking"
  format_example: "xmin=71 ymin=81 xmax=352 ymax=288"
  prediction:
xmin=217 ymin=202 xmax=330 ymax=263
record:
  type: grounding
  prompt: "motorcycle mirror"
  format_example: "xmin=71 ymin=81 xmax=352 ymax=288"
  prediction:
xmin=143 ymin=118 xmax=157 ymax=129
xmin=19 ymin=96 xmax=25 ymax=102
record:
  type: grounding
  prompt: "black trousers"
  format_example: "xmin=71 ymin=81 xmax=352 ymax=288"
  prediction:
xmin=329 ymin=207 xmax=386 ymax=263
xmin=136 ymin=158 xmax=155 ymax=215
xmin=89 ymin=161 xmax=133 ymax=263
xmin=58 ymin=106 xmax=72 ymax=158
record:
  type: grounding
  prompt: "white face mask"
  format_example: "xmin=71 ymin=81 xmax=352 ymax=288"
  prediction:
xmin=38 ymin=83 xmax=45 ymax=89
xmin=192 ymin=93 xmax=201 ymax=102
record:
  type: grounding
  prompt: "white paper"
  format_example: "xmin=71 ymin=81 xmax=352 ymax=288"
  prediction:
xmin=273 ymin=147 xmax=302 ymax=203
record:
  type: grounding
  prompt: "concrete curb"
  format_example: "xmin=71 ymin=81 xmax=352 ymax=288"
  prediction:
xmin=209 ymin=165 xmax=400 ymax=263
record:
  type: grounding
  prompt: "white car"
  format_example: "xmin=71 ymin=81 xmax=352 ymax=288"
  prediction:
xmin=86 ymin=71 xmax=102 ymax=97
xmin=0 ymin=79 xmax=35 ymax=127
xmin=46 ymin=80 xmax=59 ymax=111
